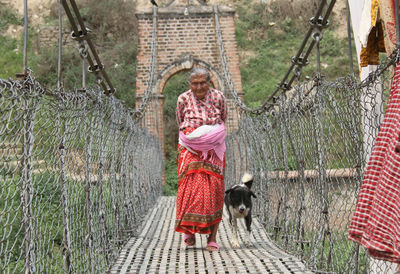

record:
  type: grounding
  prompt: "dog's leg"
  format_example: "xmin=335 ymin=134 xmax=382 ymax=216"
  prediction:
xmin=231 ymin=217 xmax=240 ymax=248
xmin=228 ymin=206 xmax=240 ymax=248
xmin=244 ymin=213 xmax=252 ymax=247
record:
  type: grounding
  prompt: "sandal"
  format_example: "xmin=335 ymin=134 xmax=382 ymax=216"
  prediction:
xmin=206 ymin=241 xmax=219 ymax=252
xmin=183 ymin=233 xmax=195 ymax=246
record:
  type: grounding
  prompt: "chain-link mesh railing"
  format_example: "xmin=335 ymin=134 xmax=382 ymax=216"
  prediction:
xmin=225 ymin=54 xmax=396 ymax=273
xmin=0 ymin=72 xmax=163 ymax=273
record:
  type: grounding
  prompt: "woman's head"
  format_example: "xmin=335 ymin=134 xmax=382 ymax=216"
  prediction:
xmin=188 ymin=67 xmax=210 ymax=100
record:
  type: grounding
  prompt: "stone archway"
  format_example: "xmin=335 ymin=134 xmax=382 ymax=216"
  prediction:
xmin=135 ymin=1 xmax=243 ymax=156
xmin=158 ymin=55 xmax=225 ymax=94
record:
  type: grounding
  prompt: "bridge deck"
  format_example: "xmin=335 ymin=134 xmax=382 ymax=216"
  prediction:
xmin=110 ymin=196 xmax=313 ymax=273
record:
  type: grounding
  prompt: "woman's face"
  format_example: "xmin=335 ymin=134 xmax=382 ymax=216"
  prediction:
xmin=189 ymin=74 xmax=210 ymax=100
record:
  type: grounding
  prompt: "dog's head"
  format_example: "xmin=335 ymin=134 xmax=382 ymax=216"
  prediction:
xmin=225 ymin=173 xmax=256 ymax=216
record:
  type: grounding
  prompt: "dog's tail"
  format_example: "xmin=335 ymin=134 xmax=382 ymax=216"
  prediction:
xmin=242 ymin=172 xmax=254 ymax=189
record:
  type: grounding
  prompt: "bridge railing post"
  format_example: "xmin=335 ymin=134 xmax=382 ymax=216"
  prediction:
xmin=96 ymin=103 xmax=112 ymax=266
xmin=57 ymin=99 xmax=73 ymax=274
xmin=84 ymin=108 xmax=95 ymax=273
xmin=120 ymin=130 xmax=131 ymax=235
xmin=278 ymin=96 xmax=291 ymax=247
xmin=22 ymin=91 xmax=37 ymax=274
xmin=109 ymin=102 xmax=122 ymax=248
xmin=311 ymin=80 xmax=331 ymax=269
xmin=280 ymin=94 xmax=308 ymax=254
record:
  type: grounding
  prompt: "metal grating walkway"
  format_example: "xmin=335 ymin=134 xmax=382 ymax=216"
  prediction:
xmin=110 ymin=197 xmax=313 ymax=273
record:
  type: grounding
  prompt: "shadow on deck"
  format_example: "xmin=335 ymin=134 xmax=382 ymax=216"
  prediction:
xmin=110 ymin=197 xmax=313 ymax=273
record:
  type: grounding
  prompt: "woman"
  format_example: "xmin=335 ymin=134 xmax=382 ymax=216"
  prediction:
xmin=175 ymin=67 xmax=227 ymax=252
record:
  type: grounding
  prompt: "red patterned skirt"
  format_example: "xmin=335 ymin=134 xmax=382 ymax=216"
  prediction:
xmin=175 ymin=128 xmax=225 ymax=235
xmin=348 ymin=63 xmax=400 ymax=263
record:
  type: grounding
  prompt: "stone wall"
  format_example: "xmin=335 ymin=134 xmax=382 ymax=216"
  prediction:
xmin=38 ymin=26 xmax=74 ymax=49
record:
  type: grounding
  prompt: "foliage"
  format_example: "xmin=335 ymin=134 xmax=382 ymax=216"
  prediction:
xmin=267 ymin=225 xmax=367 ymax=273
xmin=235 ymin=1 xmax=359 ymax=106
xmin=240 ymin=30 xmax=308 ymax=104
xmin=0 ymin=5 xmax=23 ymax=78
xmin=31 ymin=45 xmax=83 ymax=89
xmin=319 ymin=30 xmax=359 ymax=78
xmin=163 ymin=150 xmax=178 ymax=196
xmin=269 ymin=0 xmax=320 ymax=23
xmin=0 ymin=171 xmax=64 ymax=272
xmin=0 ymin=5 xmax=23 ymax=32
xmin=103 ymin=41 xmax=138 ymax=107
xmin=163 ymin=71 xmax=189 ymax=157
xmin=35 ymin=0 xmax=138 ymax=107
xmin=78 ymin=0 xmax=137 ymax=43
xmin=234 ymin=0 xmax=317 ymax=50
xmin=0 ymin=35 xmax=23 ymax=78
xmin=162 ymin=72 xmax=189 ymax=190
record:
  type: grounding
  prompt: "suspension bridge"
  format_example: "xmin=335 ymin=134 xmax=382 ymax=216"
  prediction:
xmin=1 ymin=0 xmax=400 ymax=273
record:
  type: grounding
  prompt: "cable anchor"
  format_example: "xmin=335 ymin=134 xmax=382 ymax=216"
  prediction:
xmin=88 ymin=63 xmax=104 ymax=73
xmin=278 ymin=82 xmax=291 ymax=91
xmin=309 ymin=16 xmax=329 ymax=29
xmin=292 ymin=56 xmax=309 ymax=66
xmin=70 ymin=27 xmax=92 ymax=42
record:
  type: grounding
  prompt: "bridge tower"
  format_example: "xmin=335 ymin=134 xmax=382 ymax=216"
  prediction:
xmin=135 ymin=0 xmax=243 ymax=154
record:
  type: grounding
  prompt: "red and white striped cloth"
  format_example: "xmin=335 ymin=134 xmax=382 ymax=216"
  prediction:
xmin=348 ymin=62 xmax=400 ymax=263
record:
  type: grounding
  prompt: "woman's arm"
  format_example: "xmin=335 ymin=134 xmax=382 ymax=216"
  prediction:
xmin=176 ymin=96 xmax=185 ymax=127
xmin=220 ymin=93 xmax=227 ymax=122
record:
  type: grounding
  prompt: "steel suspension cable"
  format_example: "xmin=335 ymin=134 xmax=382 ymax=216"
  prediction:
xmin=57 ymin=0 xmax=63 ymax=89
xmin=23 ymin=0 xmax=28 ymax=75
xmin=82 ymin=58 xmax=86 ymax=91
xmin=345 ymin=0 xmax=354 ymax=75
xmin=16 ymin=0 xmax=29 ymax=79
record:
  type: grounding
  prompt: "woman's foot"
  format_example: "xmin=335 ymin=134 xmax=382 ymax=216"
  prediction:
xmin=184 ymin=233 xmax=195 ymax=246
xmin=206 ymin=223 xmax=220 ymax=251
xmin=206 ymin=241 xmax=219 ymax=251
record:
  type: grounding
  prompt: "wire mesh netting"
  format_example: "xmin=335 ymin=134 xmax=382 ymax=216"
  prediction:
xmin=0 ymin=73 xmax=163 ymax=273
xmin=225 ymin=55 xmax=397 ymax=273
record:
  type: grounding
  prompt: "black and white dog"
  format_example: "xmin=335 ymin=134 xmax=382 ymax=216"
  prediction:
xmin=224 ymin=173 xmax=257 ymax=248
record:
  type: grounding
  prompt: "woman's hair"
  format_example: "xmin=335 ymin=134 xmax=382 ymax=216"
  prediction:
xmin=188 ymin=67 xmax=210 ymax=82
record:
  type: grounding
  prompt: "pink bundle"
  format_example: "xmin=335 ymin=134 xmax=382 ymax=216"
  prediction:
xmin=179 ymin=123 xmax=226 ymax=161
